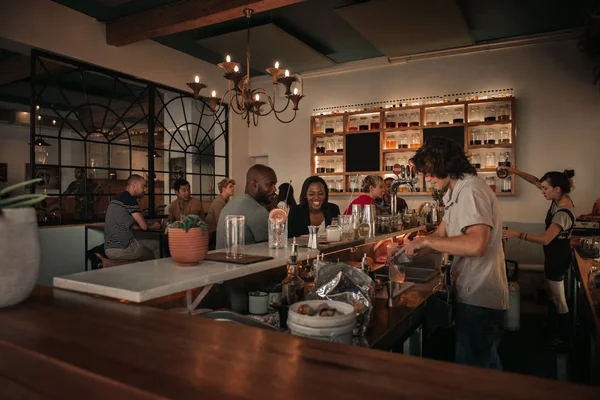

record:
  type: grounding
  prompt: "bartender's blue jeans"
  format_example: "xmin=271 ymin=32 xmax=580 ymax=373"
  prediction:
xmin=455 ymin=303 xmax=505 ymax=370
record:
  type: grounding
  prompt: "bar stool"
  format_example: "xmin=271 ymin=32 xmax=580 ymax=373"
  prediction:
xmin=94 ymin=253 xmax=138 ymax=268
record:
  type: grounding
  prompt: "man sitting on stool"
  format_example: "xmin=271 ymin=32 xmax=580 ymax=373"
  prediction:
xmin=168 ymin=178 xmax=204 ymax=222
xmin=104 ymin=174 xmax=159 ymax=261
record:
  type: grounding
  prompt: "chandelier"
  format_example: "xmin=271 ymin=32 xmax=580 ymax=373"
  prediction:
xmin=186 ymin=8 xmax=304 ymax=127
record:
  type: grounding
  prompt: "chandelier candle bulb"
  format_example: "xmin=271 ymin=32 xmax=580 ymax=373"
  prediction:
xmin=226 ymin=55 xmax=231 ymax=62
xmin=211 ymin=90 xmax=216 ymax=98
xmin=293 ymin=88 xmax=298 ymax=95
xmin=285 ymin=70 xmax=290 ymax=77
xmin=255 ymin=94 xmax=260 ymax=101
xmin=275 ymin=61 xmax=279 ymax=68
xmin=194 ymin=76 xmax=199 ymax=83
xmin=234 ymin=65 xmax=239 ymax=72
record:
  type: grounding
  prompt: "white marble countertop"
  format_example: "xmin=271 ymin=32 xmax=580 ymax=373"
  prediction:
xmin=53 ymin=243 xmax=320 ymax=303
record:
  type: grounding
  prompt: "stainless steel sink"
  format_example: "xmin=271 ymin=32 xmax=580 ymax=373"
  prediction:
xmin=372 ymin=252 xmax=441 ymax=283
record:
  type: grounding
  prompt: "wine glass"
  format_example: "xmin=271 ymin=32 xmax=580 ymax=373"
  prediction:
xmin=389 ymin=263 xmax=406 ymax=286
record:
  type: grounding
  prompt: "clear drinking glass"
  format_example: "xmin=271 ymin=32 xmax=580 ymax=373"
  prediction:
xmin=268 ymin=218 xmax=288 ymax=249
xmin=438 ymin=109 xmax=449 ymax=124
xmin=225 ymin=215 xmax=245 ymax=259
xmin=426 ymin=109 xmax=438 ymax=125
xmin=470 ymin=106 xmax=481 ymax=122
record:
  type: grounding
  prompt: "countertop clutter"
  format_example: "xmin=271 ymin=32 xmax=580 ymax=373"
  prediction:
xmin=0 ymin=286 xmax=598 ymax=399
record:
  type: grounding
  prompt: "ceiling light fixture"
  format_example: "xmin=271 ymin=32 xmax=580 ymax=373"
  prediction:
xmin=186 ymin=8 xmax=304 ymax=127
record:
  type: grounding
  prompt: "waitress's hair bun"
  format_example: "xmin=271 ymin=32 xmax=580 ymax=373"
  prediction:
xmin=540 ymin=170 xmax=575 ymax=194
xmin=563 ymin=169 xmax=575 ymax=179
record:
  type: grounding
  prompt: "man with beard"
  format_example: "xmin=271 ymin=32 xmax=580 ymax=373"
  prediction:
xmin=104 ymin=175 xmax=159 ymax=261
xmin=215 ymin=165 xmax=277 ymax=249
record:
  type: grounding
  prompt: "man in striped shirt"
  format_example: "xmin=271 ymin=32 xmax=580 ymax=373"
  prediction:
xmin=104 ymin=175 xmax=158 ymax=261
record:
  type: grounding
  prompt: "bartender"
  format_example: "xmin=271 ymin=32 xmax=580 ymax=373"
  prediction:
xmin=288 ymin=176 xmax=340 ymax=238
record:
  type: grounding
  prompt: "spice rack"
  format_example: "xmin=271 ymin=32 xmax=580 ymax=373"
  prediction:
xmin=310 ymin=97 xmax=516 ymax=196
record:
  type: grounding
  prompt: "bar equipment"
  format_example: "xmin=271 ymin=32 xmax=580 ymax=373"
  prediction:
xmin=225 ymin=215 xmax=245 ymax=259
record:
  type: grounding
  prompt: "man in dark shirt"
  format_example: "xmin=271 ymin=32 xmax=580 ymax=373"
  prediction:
xmin=104 ymin=175 xmax=158 ymax=261
xmin=376 ymin=177 xmax=408 ymax=214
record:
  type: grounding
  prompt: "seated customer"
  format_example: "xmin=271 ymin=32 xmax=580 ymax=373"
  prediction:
xmin=376 ymin=177 xmax=408 ymax=214
xmin=215 ymin=164 xmax=277 ymax=249
xmin=104 ymin=175 xmax=159 ymax=261
xmin=344 ymin=175 xmax=384 ymax=215
xmin=206 ymin=178 xmax=235 ymax=234
xmin=168 ymin=179 xmax=204 ymax=222
xmin=288 ymin=176 xmax=340 ymax=238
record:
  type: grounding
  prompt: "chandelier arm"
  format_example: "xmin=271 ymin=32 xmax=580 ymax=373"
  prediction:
xmin=264 ymin=92 xmax=292 ymax=114
xmin=272 ymin=108 xmax=298 ymax=124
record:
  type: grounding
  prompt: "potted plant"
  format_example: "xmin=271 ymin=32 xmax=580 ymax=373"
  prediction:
xmin=0 ymin=179 xmax=46 ymax=308
xmin=167 ymin=214 xmax=209 ymax=267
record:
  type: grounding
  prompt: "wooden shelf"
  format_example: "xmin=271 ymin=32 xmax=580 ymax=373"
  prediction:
xmin=496 ymin=192 xmax=515 ymax=196
xmin=467 ymin=120 xmax=512 ymax=126
xmin=468 ymin=143 xmax=513 ymax=149
xmin=345 ymin=129 xmax=381 ymax=134
xmin=382 ymin=148 xmax=417 ymax=153
xmin=312 ymin=132 xmax=344 ymax=137
xmin=422 ymin=122 xmax=465 ymax=128
xmin=383 ymin=126 xmax=422 ymax=132
xmin=313 ymin=152 xmax=344 ymax=157
xmin=476 ymin=168 xmax=499 ymax=173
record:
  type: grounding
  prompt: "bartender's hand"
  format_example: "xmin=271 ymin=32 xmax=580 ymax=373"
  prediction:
xmin=502 ymin=229 xmax=520 ymax=239
xmin=397 ymin=237 xmax=428 ymax=258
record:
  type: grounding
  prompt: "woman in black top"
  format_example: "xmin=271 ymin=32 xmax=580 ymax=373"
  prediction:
xmin=288 ymin=176 xmax=341 ymax=238
xmin=503 ymin=168 xmax=575 ymax=348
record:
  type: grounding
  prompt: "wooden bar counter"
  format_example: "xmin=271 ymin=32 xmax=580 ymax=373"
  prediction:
xmin=1 ymin=287 xmax=598 ymax=399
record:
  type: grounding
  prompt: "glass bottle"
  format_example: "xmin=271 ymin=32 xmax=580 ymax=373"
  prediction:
xmin=325 ymin=159 xmax=335 ymax=173
xmin=409 ymin=132 xmax=421 ymax=148
xmin=386 ymin=133 xmax=397 ymax=149
xmin=358 ymin=217 xmax=371 ymax=239
xmin=484 ymin=105 xmax=496 ymax=121
xmin=398 ymin=112 xmax=409 ymax=127
xmin=335 ymin=117 xmax=343 ymax=132
xmin=325 ymin=119 xmax=335 ymax=133
xmin=398 ymin=133 xmax=409 ymax=149
xmin=498 ymin=104 xmax=511 ymax=121
xmin=314 ymin=118 xmax=324 ymax=134
xmin=485 ymin=176 xmax=497 ymax=193
xmin=316 ymin=137 xmax=325 ymax=153
xmin=349 ymin=176 xmax=359 ymax=192
xmin=502 ymin=177 xmax=512 ymax=193
xmin=326 ymin=217 xmax=342 ymax=242
xmin=470 ymin=106 xmax=481 ymax=122
xmin=409 ymin=111 xmax=420 ymax=126
xmin=386 ymin=155 xmax=395 ymax=171
xmin=370 ymin=114 xmax=381 ymax=130
xmin=426 ymin=109 xmax=438 ymax=126
xmin=336 ymin=179 xmax=343 ymax=193
xmin=359 ymin=116 xmax=369 ymax=130
xmin=432 ymin=263 xmax=453 ymax=303
xmin=485 ymin=152 xmax=497 ymax=168
xmin=438 ymin=109 xmax=449 ymax=124
xmin=336 ymin=137 xmax=344 ymax=153
xmin=316 ymin=159 xmax=325 ymax=174
xmin=471 ymin=153 xmax=481 ymax=168
xmin=453 ymin=107 xmax=464 ymax=123
xmin=386 ymin=113 xmax=397 ymax=129
xmin=348 ymin=116 xmax=358 ymax=132
xmin=498 ymin=151 xmax=511 ymax=167
xmin=499 ymin=127 xmax=510 ymax=143
xmin=282 ymin=255 xmax=305 ymax=305
xmin=325 ymin=138 xmax=335 ymax=153
xmin=398 ymin=155 xmax=407 ymax=166
xmin=470 ymin=128 xmax=482 ymax=145
xmin=484 ymin=128 xmax=496 ymax=145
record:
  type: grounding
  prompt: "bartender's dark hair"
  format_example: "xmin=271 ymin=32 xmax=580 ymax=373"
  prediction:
xmin=299 ymin=176 xmax=329 ymax=207
xmin=540 ymin=170 xmax=575 ymax=194
xmin=410 ymin=136 xmax=476 ymax=179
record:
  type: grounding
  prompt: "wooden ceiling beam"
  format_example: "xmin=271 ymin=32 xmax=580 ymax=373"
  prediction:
xmin=106 ymin=0 xmax=304 ymax=47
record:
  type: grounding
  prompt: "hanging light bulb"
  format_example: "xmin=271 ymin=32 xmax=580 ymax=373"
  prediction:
xmin=293 ymin=88 xmax=298 ymax=95
xmin=255 ymin=94 xmax=260 ymax=101
xmin=194 ymin=76 xmax=200 ymax=83
xmin=211 ymin=90 xmax=217 ymax=98
xmin=226 ymin=55 xmax=231 ymax=62
xmin=275 ymin=61 xmax=280 ymax=69
xmin=234 ymin=65 xmax=239 ymax=73
xmin=284 ymin=70 xmax=289 ymax=77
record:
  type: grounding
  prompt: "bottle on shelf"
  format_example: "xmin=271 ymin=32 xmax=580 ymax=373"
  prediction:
xmin=316 ymin=137 xmax=325 ymax=153
xmin=471 ymin=153 xmax=481 ymax=168
xmin=438 ymin=109 xmax=450 ymax=124
xmin=426 ymin=109 xmax=438 ymax=126
xmin=470 ymin=106 xmax=481 ymax=122
xmin=386 ymin=133 xmax=397 ymax=149
xmin=359 ymin=116 xmax=369 ymax=131
xmin=316 ymin=159 xmax=325 ymax=174
xmin=499 ymin=127 xmax=511 ymax=144
xmin=386 ymin=155 xmax=396 ymax=171
xmin=498 ymin=104 xmax=511 ymax=121
xmin=336 ymin=137 xmax=344 ymax=153
xmin=398 ymin=133 xmax=409 ymax=149
xmin=386 ymin=113 xmax=397 ymax=129
xmin=470 ymin=128 xmax=482 ymax=145
xmin=502 ymin=177 xmax=512 ymax=193
xmin=453 ymin=107 xmax=464 ymax=123
xmin=398 ymin=112 xmax=409 ymax=127
xmin=484 ymin=128 xmax=496 ymax=145
xmin=335 ymin=117 xmax=343 ymax=132
xmin=498 ymin=151 xmax=511 ymax=167
xmin=325 ymin=138 xmax=335 ymax=153
xmin=348 ymin=116 xmax=358 ymax=132
xmin=325 ymin=159 xmax=335 ymax=173
xmin=325 ymin=119 xmax=335 ymax=133
xmin=409 ymin=111 xmax=420 ymax=127
xmin=314 ymin=118 xmax=324 ymax=134
xmin=370 ymin=115 xmax=381 ymax=130
xmin=485 ymin=152 xmax=497 ymax=169
xmin=409 ymin=132 xmax=421 ymax=149
xmin=484 ymin=105 xmax=496 ymax=122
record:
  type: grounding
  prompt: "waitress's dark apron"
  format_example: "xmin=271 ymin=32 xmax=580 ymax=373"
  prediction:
xmin=543 ymin=203 xmax=574 ymax=282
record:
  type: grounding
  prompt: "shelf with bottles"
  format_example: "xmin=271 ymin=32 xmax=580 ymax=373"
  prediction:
xmin=313 ymin=135 xmax=345 ymax=154
xmin=383 ymin=131 xmax=421 ymax=151
xmin=313 ymin=152 xmax=344 ymax=157
xmin=383 ymin=109 xmax=421 ymax=130
xmin=467 ymin=99 xmax=513 ymax=124
xmin=312 ymin=115 xmax=344 ymax=135
xmin=314 ymin=156 xmax=344 ymax=175
xmin=383 ymin=152 xmax=416 ymax=172
xmin=466 ymin=120 xmax=512 ymax=127
xmin=467 ymin=125 xmax=512 ymax=147
xmin=477 ymin=171 xmax=515 ymax=196
xmin=423 ymin=104 xmax=466 ymax=126
xmin=321 ymin=176 xmax=345 ymax=194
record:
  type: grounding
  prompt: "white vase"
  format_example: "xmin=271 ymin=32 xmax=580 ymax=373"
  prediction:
xmin=0 ymin=208 xmax=41 ymax=308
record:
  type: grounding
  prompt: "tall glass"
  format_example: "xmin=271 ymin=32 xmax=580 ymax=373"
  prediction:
xmin=268 ymin=219 xmax=288 ymax=249
xmin=225 ymin=215 xmax=245 ymax=259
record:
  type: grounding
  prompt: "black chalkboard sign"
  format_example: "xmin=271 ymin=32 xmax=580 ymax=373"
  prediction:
xmin=423 ymin=126 xmax=465 ymax=149
xmin=345 ymin=132 xmax=380 ymax=172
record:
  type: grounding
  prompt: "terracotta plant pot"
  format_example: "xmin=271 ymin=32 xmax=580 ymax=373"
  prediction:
xmin=168 ymin=227 xmax=209 ymax=267
xmin=0 ymin=208 xmax=41 ymax=308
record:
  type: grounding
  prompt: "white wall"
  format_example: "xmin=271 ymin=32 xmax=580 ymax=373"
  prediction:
xmin=249 ymin=39 xmax=600 ymax=222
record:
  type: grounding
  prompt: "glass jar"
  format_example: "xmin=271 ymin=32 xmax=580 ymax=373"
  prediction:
xmin=484 ymin=105 xmax=496 ymax=121
xmin=325 ymin=138 xmax=335 ymax=153
xmin=499 ymin=127 xmax=510 ymax=143
xmin=438 ymin=109 xmax=450 ymax=124
xmin=335 ymin=117 xmax=343 ymax=132
xmin=326 ymin=217 xmax=342 ymax=242
xmin=386 ymin=133 xmax=397 ymax=149
xmin=398 ymin=133 xmax=409 ymax=149
xmin=426 ymin=109 xmax=438 ymax=126
xmin=409 ymin=111 xmax=420 ymax=126
xmin=453 ymin=107 xmax=464 ymax=123
xmin=359 ymin=116 xmax=369 ymax=131
xmin=325 ymin=159 xmax=335 ymax=173
xmin=471 ymin=153 xmax=481 ymax=168
xmin=485 ymin=177 xmax=497 ymax=193
xmin=398 ymin=112 xmax=409 ymax=127
xmin=336 ymin=137 xmax=344 ymax=152
xmin=470 ymin=128 xmax=482 ymax=145
xmin=470 ymin=106 xmax=481 ymax=122
xmin=485 ymin=152 xmax=496 ymax=168
xmin=409 ymin=132 xmax=421 ymax=149
xmin=498 ymin=104 xmax=511 ymax=121
xmin=398 ymin=155 xmax=407 ymax=166
xmin=502 ymin=177 xmax=512 ymax=193
xmin=316 ymin=137 xmax=325 ymax=153
xmin=336 ymin=179 xmax=343 ymax=193
xmin=326 ymin=178 xmax=334 ymax=192
xmin=386 ymin=155 xmax=395 ymax=171
xmin=370 ymin=115 xmax=381 ymax=130
xmin=314 ymin=118 xmax=324 ymax=134
xmin=349 ymin=176 xmax=359 ymax=192
xmin=336 ymin=158 xmax=343 ymax=172
xmin=386 ymin=113 xmax=397 ymax=129
xmin=348 ymin=116 xmax=358 ymax=132
xmin=498 ymin=151 xmax=511 ymax=167
xmin=316 ymin=159 xmax=325 ymax=174
xmin=325 ymin=119 xmax=335 ymax=133
xmin=484 ymin=128 xmax=496 ymax=145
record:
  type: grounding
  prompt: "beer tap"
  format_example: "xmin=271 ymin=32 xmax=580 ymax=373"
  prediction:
xmin=390 ymin=164 xmax=419 ymax=215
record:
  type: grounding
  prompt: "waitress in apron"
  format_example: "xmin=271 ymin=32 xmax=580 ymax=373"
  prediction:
xmin=502 ymin=168 xmax=575 ymax=349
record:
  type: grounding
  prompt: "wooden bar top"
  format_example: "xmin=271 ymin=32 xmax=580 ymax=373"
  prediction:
xmin=573 ymin=249 xmax=600 ymax=344
xmin=0 ymin=287 xmax=597 ymax=399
